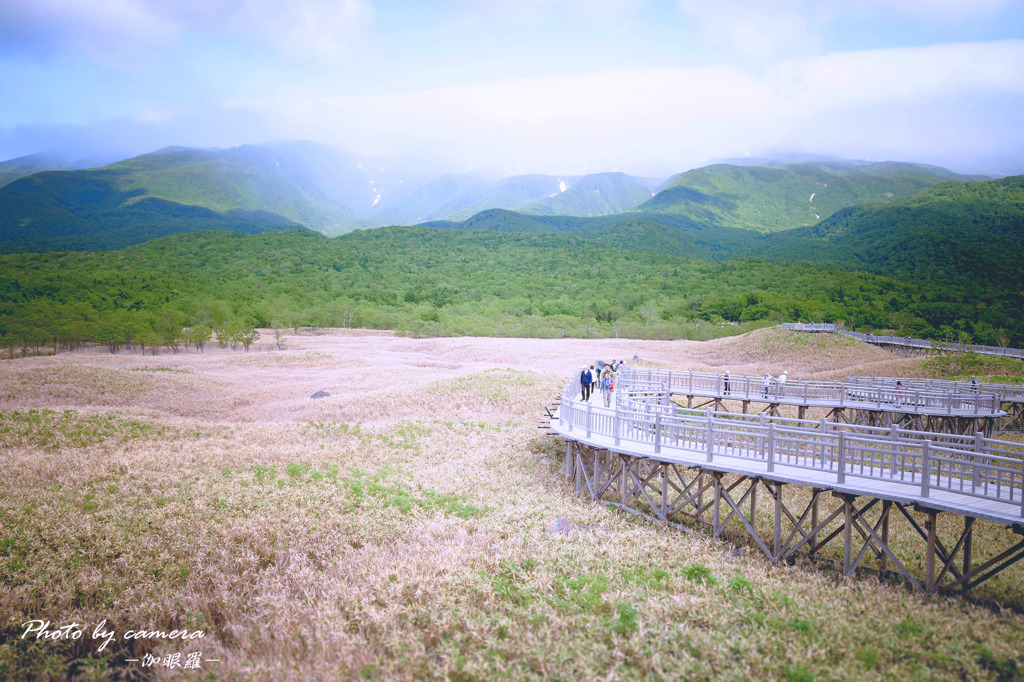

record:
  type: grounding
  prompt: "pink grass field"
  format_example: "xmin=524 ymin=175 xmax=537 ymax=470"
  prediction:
xmin=2 ymin=327 xmax=1022 ymax=680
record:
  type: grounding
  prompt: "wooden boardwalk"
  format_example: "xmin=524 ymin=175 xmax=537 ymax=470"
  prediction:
xmin=845 ymin=375 xmax=1024 ymax=432
xmin=550 ymin=368 xmax=1024 ymax=595
xmin=780 ymin=322 xmax=1024 ymax=361
xmin=628 ymin=368 xmax=1007 ymax=435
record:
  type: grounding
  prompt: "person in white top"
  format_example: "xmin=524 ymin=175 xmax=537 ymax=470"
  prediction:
xmin=778 ymin=371 xmax=788 ymax=397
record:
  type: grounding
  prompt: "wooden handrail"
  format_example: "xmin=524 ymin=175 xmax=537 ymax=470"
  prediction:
xmin=556 ymin=369 xmax=1024 ymax=516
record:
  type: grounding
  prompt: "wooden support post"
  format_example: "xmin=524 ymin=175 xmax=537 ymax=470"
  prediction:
xmin=880 ymin=500 xmax=891 ymax=576
xmin=767 ymin=422 xmax=775 ymax=472
xmin=843 ymin=496 xmax=854 ymax=576
xmin=697 ymin=470 xmax=705 ymax=522
xmin=810 ymin=490 xmax=819 ymax=560
xmin=661 ymin=463 xmax=668 ymax=523
xmin=750 ymin=479 xmax=758 ymax=544
xmin=654 ymin=412 xmax=662 ymax=454
xmin=620 ymin=455 xmax=627 ymax=504
xmin=963 ymin=516 xmax=974 ymax=595
xmin=565 ymin=441 xmax=572 ymax=479
xmin=575 ymin=447 xmax=582 ymax=494
xmin=742 ymin=400 xmax=749 ymax=414
xmin=713 ymin=473 xmax=722 ymax=539
xmin=586 ymin=401 xmax=592 ymax=438
xmin=926 ymin=511 xmax=938 ymax=593
xmin=773 ymin=482 xmax=782 ymax=563
xmin=798 ymin=405 xmax=806 ymax=420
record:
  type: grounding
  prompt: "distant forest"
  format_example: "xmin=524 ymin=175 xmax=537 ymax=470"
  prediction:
xmin=1 ymin=226 xmax=1020 ymax=356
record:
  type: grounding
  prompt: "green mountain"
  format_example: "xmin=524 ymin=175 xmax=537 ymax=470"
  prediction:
xmin=96 ymin=144 xmax=373 ymax=233
xmin=0 ymin=144 xmax=398 ymax=252
xmin=0 ymin=152 xmax=113 ymax=189
xmin=762 ymin=175 xmax=1024 ymax=289
xmin=519 ymin=172 xmax=657 ymax=217
xmin=419 ymin=172 xmax=662 ymax=222
xmin=639 ymin=161 xmax=984 ymax=233
xmin=441 ymin=174 xmax=575 ymax=220
xmin=416 ymin=174 xmax=1024 ymax=297
xmin=0 ymin=167 xmax=304 ymax=253
xmin=0 ymin=145 xmax=667 ymax=243
xmin=373 ymin=173 xmax=495 ymax=224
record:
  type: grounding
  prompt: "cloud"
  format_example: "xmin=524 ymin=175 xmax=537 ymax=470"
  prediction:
xmin=457 ymin=0 xmax=646 ymax=28
xmin=0 ymin=0 xmax=176 ymax=64
xmin=673 ymin=0 xmax=1017 ymax=62
xmin=216 ymin=0 xmax=375 ymax=64
xmin=0 ymin=0 xmax=374 ymax=65
xmin=675 ymin=0 xmax=820 ymax=61
xmin=770 ymin=40 xmax=1024 ymax=113
xmin=831 ymin=0 xmax=1011 ymax=21
xmin=254 ymin=39 xmax=1024 ymax=173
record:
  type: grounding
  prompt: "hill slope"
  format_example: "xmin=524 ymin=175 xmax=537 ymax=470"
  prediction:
xmin=0 ymin=143 xmax=396 ymax=250
xmin=97 ymin=144 xmax=374 ymax=233
xmin=639 ymin=161 xmax=982 ymax=233
xmin=763 ymin=175 xmax=1024 ymax=289
xmin=417 ymin=174 xmax=1024 ymax=298
xmin=0 ymin=152 xmax=114 ymax=189
xmin=0 ymin=169 xmax=304 ymax=253
xmin=519 ymin=172 xmax=656 ymax=217
xmin=397 ymin=172 xmax=662 ymax=223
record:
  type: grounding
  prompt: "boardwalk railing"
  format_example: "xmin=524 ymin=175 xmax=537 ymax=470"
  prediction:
xmin=558 ymin=370 xmax=1024 ymax=516
xmin=613 ymin=367 xmax=1004 ymax=416
xmin=847 ymin=376 xmax=1024 ymax=404
xmin=779 ymin=323 xmax=1024 ymax=360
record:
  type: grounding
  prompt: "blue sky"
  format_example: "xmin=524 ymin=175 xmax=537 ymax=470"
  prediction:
xmin=1 ymin=0 xmax=1023 ymax=175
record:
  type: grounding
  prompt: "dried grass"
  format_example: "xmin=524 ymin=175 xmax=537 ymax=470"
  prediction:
xmin=1 ymin=329 xmax=1023 ymax=679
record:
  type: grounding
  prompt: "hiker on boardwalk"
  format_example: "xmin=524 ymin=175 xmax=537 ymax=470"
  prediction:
xmin=895 ymin=380 xmax=905 ymax=406
xmin=600 ymin=363 xmax=616 ymax=407
xmin=723 ymin=370 xmax=731 ymax=396
xmin=762 ymin=372 xmax=773 ymax=399
xmin=580 ymin=365 xmax=593 ymax=401
xmin=778 ymin=371 xmax=788 ymax=397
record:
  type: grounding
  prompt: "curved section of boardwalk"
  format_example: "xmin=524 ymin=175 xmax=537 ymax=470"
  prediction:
xmin=779 ymin=322 xmax=1024 ymax=361
xmin=844 ymin=376 xmax=1024 ymax=432
xmin=626 ymin=368 xmax=1005 ymax=419
xmin=847 ymin=376 xmax=1024 ymax=404
xmin=550 ymin=367 xmax=1024 ymax=595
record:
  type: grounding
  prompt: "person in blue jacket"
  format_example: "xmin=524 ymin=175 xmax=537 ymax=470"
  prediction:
xmin=580 ymin=365 xmax=593 ymax=401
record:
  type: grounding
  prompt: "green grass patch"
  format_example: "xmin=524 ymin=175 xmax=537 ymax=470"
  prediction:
xmin=130 ymin=367 xmax=193 ymax=373
xmin=342 ymin=469 xmax=487 ymax=518
xmin=0 ymin=409 xmax=154 ymax=450
xmin=679 ymin=562 xmax=716 ymax=586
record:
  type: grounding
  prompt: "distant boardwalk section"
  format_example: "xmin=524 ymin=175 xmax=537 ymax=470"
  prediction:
xmin=550 ymin=366 xmax=1024 ymax=595
xmin=780 ymin=322 xmax=1024 ymax=360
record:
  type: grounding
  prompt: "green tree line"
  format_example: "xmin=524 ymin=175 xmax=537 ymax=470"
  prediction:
xmin=1 ymin=227 xmax=1020 ymax=356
